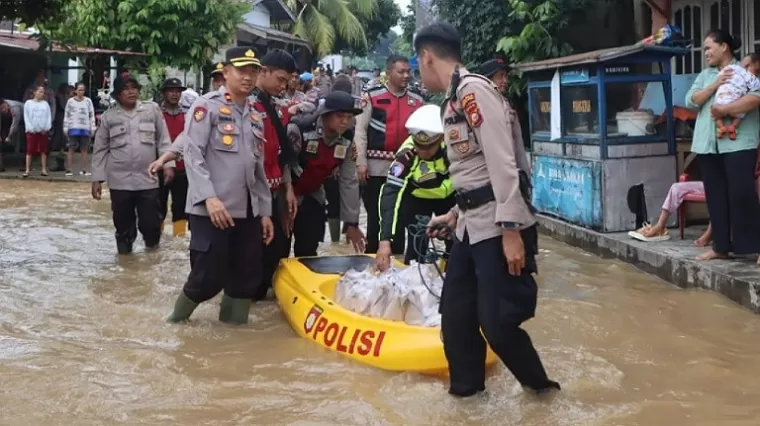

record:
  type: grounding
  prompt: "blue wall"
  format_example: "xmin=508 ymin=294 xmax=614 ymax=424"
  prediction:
xmin=532 ymin=155 xmax=603 ymax=228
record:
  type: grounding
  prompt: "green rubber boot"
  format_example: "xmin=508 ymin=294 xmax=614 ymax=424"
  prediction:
xmin=219 ymin=294 xmax=251 ymax=325
xmin=166 ymin=292 xmax=199 ymax=323
xmin=328 ymin=218 xmax=341 ymax=243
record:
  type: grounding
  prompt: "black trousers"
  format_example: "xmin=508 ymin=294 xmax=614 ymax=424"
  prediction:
xmin=293 ymin=195 xmax=326 ymax=257
xmin=158 ymin=171 xmax=189 ymax=223
xmin=440 ymin=226 xmax=553 ymax=393
xmin=325 ymin=176 xmax=340 ymax=220
xmin=363 ymin=176 xmax=404 ymax=254
xmin=110 ymin=188 xmax=162 ymax=247
xmin=182 ymin=214 xmax=263 ymax=303
xmin=400 ymin=194 xmax=455 ymax=264
xmin=257 ymin=192 xmax=292 ymax=301
xmin=699 ymin=150 xmax=760 ymax=255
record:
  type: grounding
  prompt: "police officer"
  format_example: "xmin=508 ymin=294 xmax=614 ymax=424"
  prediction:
xmin=251 ymin=48 xmax=299 ymax=301
xmin=375 ymin=104 xmax=454 ymax=271
xmin=166 ymin=47 xmax=274 ymax=325
xmin=285 ymin=91 xmax=366 ymax=256
xmin=210 ymin=62 xmax=225 ymax=92
xmin=91 ymin=73 xmax=174 ymax=255
xmin=355 ymin=55 xmax=424 ymax=255
xmin=158 ymin=77 xmax=188 ymax=236
xmin=415 ymin=22 xmax=560 ymax=397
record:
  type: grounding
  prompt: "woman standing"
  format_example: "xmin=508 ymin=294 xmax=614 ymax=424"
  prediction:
xmin=63 ymin=82 xmax=96 ymax=176
xmin=23 ymin=86 xmax=52 ymax=177
xmin=685 ymin=30 xmax=760 ymax=262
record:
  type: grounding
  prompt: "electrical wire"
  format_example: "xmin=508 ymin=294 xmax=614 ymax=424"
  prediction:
xmin=406 ymin=214 xmax=453 ymax=300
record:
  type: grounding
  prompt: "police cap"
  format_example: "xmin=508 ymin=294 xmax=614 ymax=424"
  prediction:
xmin=261 ymin=49 xmax=297 ymax=74
xmin=478 ymin=58 xmax=510 ymax=78
xmin=161 ymin=77 xmax=186 ymax=91
xmin=319 ymin=91 xmax=362 ymax=116
xmin=210 ymin=62 xmax=224 ymax=76
xmin=405 ymin=104 xmax=444 ymax=146
xmin=413 ymin=21 xmax=461 ymax=54
xmin=225 ymin=47 xmax=261 ymax=68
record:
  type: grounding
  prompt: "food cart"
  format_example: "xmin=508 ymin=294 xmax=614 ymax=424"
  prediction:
xmin=516 ymin=44 xmax=688 ymax=232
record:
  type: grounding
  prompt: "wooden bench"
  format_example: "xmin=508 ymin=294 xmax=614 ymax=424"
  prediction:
xmin=677 ymin=173 xmax=706 ymax=240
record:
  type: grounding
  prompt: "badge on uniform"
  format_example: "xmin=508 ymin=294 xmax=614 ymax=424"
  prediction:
xmin=219 ymin=106 xmax=232 ymax=115
xmin=454 ymin=141 xmax=470 ymax=155
xmin=222 ymin=123 xmax=235 ymax=132
xmin=222 ymin=135 xmax=234 ymax=146
xmin=193 ymin=106 xmax=207 ymax=122
xmin=390 ymin=162 xmax=405 ymax=177
xmin=250 ymin=113 xmax=261 ymax=123
xmin=306 ymin=140 xmax=319 ymax=154
xmin=334 ymin=144 xmax=347 ymax=159
xmin=407 ymin=97 xmax=415 ymax=106
xmin=447 ymin=127 xmax=460 ymax=141
xmin=461 ymin=93 xmax=483 ymax=128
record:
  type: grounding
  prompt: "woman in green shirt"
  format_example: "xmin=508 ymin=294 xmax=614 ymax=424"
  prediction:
xmin=685 ymin=29 xmax=760 ymax=262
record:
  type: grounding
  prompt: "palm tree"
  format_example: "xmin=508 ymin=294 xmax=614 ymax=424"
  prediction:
xmin=285 ymin=0 xmax=375 ymax=57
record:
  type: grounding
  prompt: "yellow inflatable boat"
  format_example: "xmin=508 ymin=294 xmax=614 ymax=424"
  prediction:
xmin=274 ymin=255 xmax=498 ymax=375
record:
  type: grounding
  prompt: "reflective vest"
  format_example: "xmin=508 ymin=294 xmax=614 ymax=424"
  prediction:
xmin=396 ymin=138 xmax=453 ymax=200
xmin=252 ymin=91 xmax=290 ymax=190
xmin=366 ymin=86 xmax=423 ymax=160
xmin=291 ymin=115 xmax=352 ymax=196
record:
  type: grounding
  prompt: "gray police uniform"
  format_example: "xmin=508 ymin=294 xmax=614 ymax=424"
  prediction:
xmin=439 ymin=67 xmax=558 ymax=396
xmin=91 ymin=100 xmax=173 ymax=252
xmin=179 ymin=86 xmax=271 ymax=306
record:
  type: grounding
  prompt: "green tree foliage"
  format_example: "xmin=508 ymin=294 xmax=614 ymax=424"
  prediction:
xmin=37 ymin=0 xmax=248 ymax=70
xmin=0 ymin=0 xmax=67 ymax=26
xmin=285 ymin=0 xmax=374 ymax=57
xmin=333 ymin=0 xmax=401 ymax=56
xmin=399 ymin=3 xmax=415 ymax=45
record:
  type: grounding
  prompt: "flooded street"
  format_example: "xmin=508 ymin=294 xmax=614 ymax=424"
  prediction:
xmin=2 ymin=180 xmax=760 ymax=425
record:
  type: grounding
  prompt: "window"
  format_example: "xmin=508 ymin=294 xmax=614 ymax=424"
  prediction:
xmin=672 ymin=0 xmax=753 ymax=75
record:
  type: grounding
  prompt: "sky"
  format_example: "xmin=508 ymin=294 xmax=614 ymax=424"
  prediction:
xmin=392 ymin=0 xmax=411 ymax=33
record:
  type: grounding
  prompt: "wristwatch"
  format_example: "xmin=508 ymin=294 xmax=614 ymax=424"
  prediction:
xmin=499 ymin=221 xmax=521 ymax=229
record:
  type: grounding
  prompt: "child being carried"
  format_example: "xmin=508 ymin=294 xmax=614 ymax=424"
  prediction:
xmin=713 ymin=53 xmax=760 ymax=140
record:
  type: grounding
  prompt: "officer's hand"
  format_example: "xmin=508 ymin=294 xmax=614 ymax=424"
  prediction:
xmin=426 ymin=212 xmax=456 ymax=240
xmin=357 ymin=165 xmax=368 ymax=184
xmin=163 ymin=167 xmax=175 ymax=185
xmin=288 ymin=105 xmax=300 ymax=115
xmin=375 ymin=241 xmax=392 ymax=272
xmin=261 ymin=216 xmax=275 ymax=245
xmin=91 ymin=182 xmax=102 ymax=200
xmin=206 ymin=197 xmax=235 ymax=229
xmin=502 ymin=230 xmax=525 ymax=276
xmin=285 ymin=185 xmax=298 ymax=221
xmin=148 ymin=159 xmax=164 ymax=180
xmin=345 ymin=225 xmax=367 ymax=253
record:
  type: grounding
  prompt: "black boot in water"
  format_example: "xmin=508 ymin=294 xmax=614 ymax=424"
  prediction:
xmin=166 ymin=293 xmax=199 ymax=323
xmin=219 ymin=294 xmax=251 ymax=324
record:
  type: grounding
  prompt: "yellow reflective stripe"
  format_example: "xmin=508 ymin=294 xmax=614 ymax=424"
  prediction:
xmin=411 ymin=178 xmax=454 ymax=199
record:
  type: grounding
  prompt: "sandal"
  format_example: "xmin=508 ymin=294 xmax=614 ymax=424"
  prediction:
xmin=628 ymin=223 xmax=671 ymax=242
xmin=22 ymin=172 xmax=29 ymax=178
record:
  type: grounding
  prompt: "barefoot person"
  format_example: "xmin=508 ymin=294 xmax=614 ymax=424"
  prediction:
xmin=636 ymin=181 xmax=713 ymax=246
xmin=686 ymin=30 xmax=760 ymax=262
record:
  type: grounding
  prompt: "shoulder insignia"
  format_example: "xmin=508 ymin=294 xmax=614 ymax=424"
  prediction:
xmin=193 ymin=106 xmax=208 ymax=122
xmin=390 ymin=162 xmax=405 ymax=177
xmin=461 ymin=93 xmax=483 ymax=128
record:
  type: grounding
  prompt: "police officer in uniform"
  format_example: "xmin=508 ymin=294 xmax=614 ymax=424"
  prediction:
xmin=375 ymin=104 xmax=454 ymax=271
xmin=285 ymin=91 xmax=366 ymax=256
xmin=210 ymin=62 xmax=225 ymax=92
xmin=158 ymin=77 xmax=188 ymax=236
xmin=91 ymin=73 xmax=173 ymax=255
xmin=166 ymin=47 xmax=274 ymax=325
xmin=355 ymin=55 xmax=424 ymax=255
xmin=251 ymin=48 xmax=299 ymax=301
xmin=415 ymin=22 xmax=560 ymax=397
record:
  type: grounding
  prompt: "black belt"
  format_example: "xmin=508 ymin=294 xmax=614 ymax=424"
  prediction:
xmin=454 ymin=185 xmax=495 ymax=211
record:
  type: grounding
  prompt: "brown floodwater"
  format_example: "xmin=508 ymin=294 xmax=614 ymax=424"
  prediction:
xmin=1 ymin=180 xmax=760 ymax=426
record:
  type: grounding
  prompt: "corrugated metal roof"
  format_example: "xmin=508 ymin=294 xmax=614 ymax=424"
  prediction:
xmin=0 ymin=32 xmax=145 ymax=56
xmin=237 ymin=23 xmax=310 ymax=48
xmin=515 ymin=44 xmax=689 ymax=72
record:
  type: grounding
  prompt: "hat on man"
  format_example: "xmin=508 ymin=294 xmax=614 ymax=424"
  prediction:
xmin=210 ymin=62 xmax=224 ymax=77
xmin=261 ymin=49 xmax=297 ymax=73
xmin=111 ymin=72 xmax=141 ymax=98
xmin=405 ymin=104 xmax=444 ymax=146
xmin=478 ymin=58 xmax=510 ymax=78
xmin=161 ymin=77 xmax=186 ymax=91
xmin=225 ymin=47 xmax=261 ymax=68
xmin=319 ymin=91 xmax=363 ymax=116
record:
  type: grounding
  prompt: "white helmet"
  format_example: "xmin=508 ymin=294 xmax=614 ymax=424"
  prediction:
xmin=405 ymin=104 xmax=443 ymax=136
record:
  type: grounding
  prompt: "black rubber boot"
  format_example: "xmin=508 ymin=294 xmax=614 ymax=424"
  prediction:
xmin=219 ymin=294 xmax=251 ymax=325
xmin=116 ymin=240 xmax=133 ymax=255
xmin=166 ymin=292 xmax=199 ymax=323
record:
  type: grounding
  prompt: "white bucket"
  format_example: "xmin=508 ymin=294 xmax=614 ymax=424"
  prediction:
xmin=616 ymin=111 xmax=655 ymax=136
